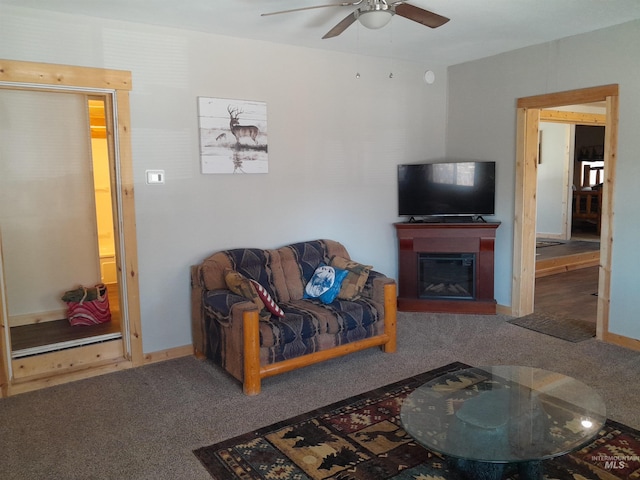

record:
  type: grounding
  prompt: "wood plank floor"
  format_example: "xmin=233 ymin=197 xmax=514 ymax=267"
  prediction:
xmin=10 ymin=316 xmax=121 ymax=352
xmin=535 ymin=237 xmax=599 ymax=323
xmin=534 ymin=265 xmax=598 ymax=323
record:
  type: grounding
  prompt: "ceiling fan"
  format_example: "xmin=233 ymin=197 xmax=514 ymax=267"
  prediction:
xmin=261 ymin=0 xmax=450 ymax=39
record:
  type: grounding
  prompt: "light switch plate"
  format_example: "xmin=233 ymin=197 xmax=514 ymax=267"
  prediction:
xmin=146 ymin=170 xmax=165 ymax=185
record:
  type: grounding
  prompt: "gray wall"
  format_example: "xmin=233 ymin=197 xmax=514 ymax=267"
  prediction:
xmin=0 ymin=6 xmax=448 ymax=353
xmin=536 ymin=122 xmax=572 ymax=239
xmin=3 ymin=6 xmax=639 ymax=348
xmin=447 ymin=20 xmax=640 ymax=339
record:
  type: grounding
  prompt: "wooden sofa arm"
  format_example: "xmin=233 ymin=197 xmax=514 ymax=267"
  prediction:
xmin=383 ymin=282 xmax=397 ymax=353
xmin=242 ymin=309 xmax=262 ymax=395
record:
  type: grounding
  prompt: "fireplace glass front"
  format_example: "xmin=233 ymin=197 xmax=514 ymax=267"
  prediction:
xmin=418 ymin=253 xmax=475 ymax=300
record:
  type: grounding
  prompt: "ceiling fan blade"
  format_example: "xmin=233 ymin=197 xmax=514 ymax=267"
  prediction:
xmin=261 ymin=1 xmax=360 ymax=17
xmin=394 ymin=3 xmax=450 ymax=28
xmin=322 ymin=11 xmax=358 ymax=39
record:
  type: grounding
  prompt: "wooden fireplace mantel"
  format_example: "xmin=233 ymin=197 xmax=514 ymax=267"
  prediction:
xmin=395 ymin=221 xmax=500 ymax=314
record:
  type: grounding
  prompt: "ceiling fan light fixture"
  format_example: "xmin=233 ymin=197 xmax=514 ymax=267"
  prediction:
xmin=357 ymin=10 xmax=393 ymax=30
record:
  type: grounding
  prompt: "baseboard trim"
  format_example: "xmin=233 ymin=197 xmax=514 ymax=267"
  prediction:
xmin=9 ymin=309 xmax=68 ymax=327
xmin=143 ymin=344 xmax=194 ymax=364
xmin=7 ymin=358 xmax=133 ymax=397
xmin=602 ymin=331 xmax=640 ymax=352
xmin=496 ymin=304 xmax=511 ymax=315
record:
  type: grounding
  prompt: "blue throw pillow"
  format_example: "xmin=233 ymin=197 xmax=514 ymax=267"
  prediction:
xmin=304 ymin=264 xmax=349 ymax=304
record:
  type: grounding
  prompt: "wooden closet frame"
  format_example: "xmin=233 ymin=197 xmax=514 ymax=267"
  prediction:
xmin=0 ymin=59 xmax=144 ymax=396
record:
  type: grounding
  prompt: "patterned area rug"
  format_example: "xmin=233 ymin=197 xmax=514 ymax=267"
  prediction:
xmin=508 ymin=311 xmax=596 ymax=342
xmin=194 ymin=362 xmax=640 ymax=479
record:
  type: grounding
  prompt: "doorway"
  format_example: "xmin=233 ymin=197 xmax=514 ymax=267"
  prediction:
xmin=534 ymin=108 xmax=605 ymax=324
xmin=572 ymin=124 xmax=605 ymax=239
xmin=5 ymin=95 xmax=123 ymax=358
xmin=0 ymin=59 xmax=143 ymax=396
xmin=512 ymin=84 xmax=619 ymax=341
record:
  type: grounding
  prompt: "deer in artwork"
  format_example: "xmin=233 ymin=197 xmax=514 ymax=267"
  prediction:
xmin=227 ymin=106 xmax=259 ymax=144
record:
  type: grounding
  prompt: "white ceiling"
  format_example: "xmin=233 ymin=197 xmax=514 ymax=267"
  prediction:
xmin=3 ymin=0 xmax=640 ymax=66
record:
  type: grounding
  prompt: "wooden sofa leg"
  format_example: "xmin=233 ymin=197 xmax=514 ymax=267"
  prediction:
xmin=383 ymin=283 xmax=398 ymax=353
xmin=243 ymin=310 xmax=262 ymax=395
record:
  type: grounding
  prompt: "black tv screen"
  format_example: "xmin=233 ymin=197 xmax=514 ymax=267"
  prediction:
xmin=398 ymin=161 xmax=496 ymax=217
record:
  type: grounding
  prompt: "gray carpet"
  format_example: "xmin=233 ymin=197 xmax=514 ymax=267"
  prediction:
xmin=508 ymin=311 xmax=596 ymax=342
xmin=1 ymin=312 xmax=639 ymax=479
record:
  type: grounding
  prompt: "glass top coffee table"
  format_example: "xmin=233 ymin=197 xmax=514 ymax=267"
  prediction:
xmin=400 ymin=366 xmax=606 ymax=480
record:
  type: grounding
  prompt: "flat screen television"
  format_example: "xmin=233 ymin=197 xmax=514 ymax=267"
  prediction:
xmin=398 ymin=161 xmax=496 ymax=218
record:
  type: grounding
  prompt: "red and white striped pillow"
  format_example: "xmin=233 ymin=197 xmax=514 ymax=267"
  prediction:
xmin=250 ymin=280 xmax=284 ymax=317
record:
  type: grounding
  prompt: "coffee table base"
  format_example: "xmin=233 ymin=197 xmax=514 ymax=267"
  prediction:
xmin=452 ymin=458 xmax=543 ymax=480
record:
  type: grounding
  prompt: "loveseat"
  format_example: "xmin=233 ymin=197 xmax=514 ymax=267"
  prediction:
xmin=191 ymin=239 xmax=397 ymax=395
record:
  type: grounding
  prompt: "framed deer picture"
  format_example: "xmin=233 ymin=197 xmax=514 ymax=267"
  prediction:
xmin=197 ymin=97 xmax=268 ymax=174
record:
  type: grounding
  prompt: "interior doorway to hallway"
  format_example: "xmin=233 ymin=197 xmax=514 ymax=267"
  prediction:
xmin=533 ymin=106 xmax=605 ymax=325
xmin=511 ymin=84 xmax=619 ymax=342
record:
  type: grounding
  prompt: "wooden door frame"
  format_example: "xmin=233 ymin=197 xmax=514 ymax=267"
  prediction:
xmin=512 ymin=84 xmax=618 ymax=342
xmin=0 ymin=59 xmax=143 ymax=396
